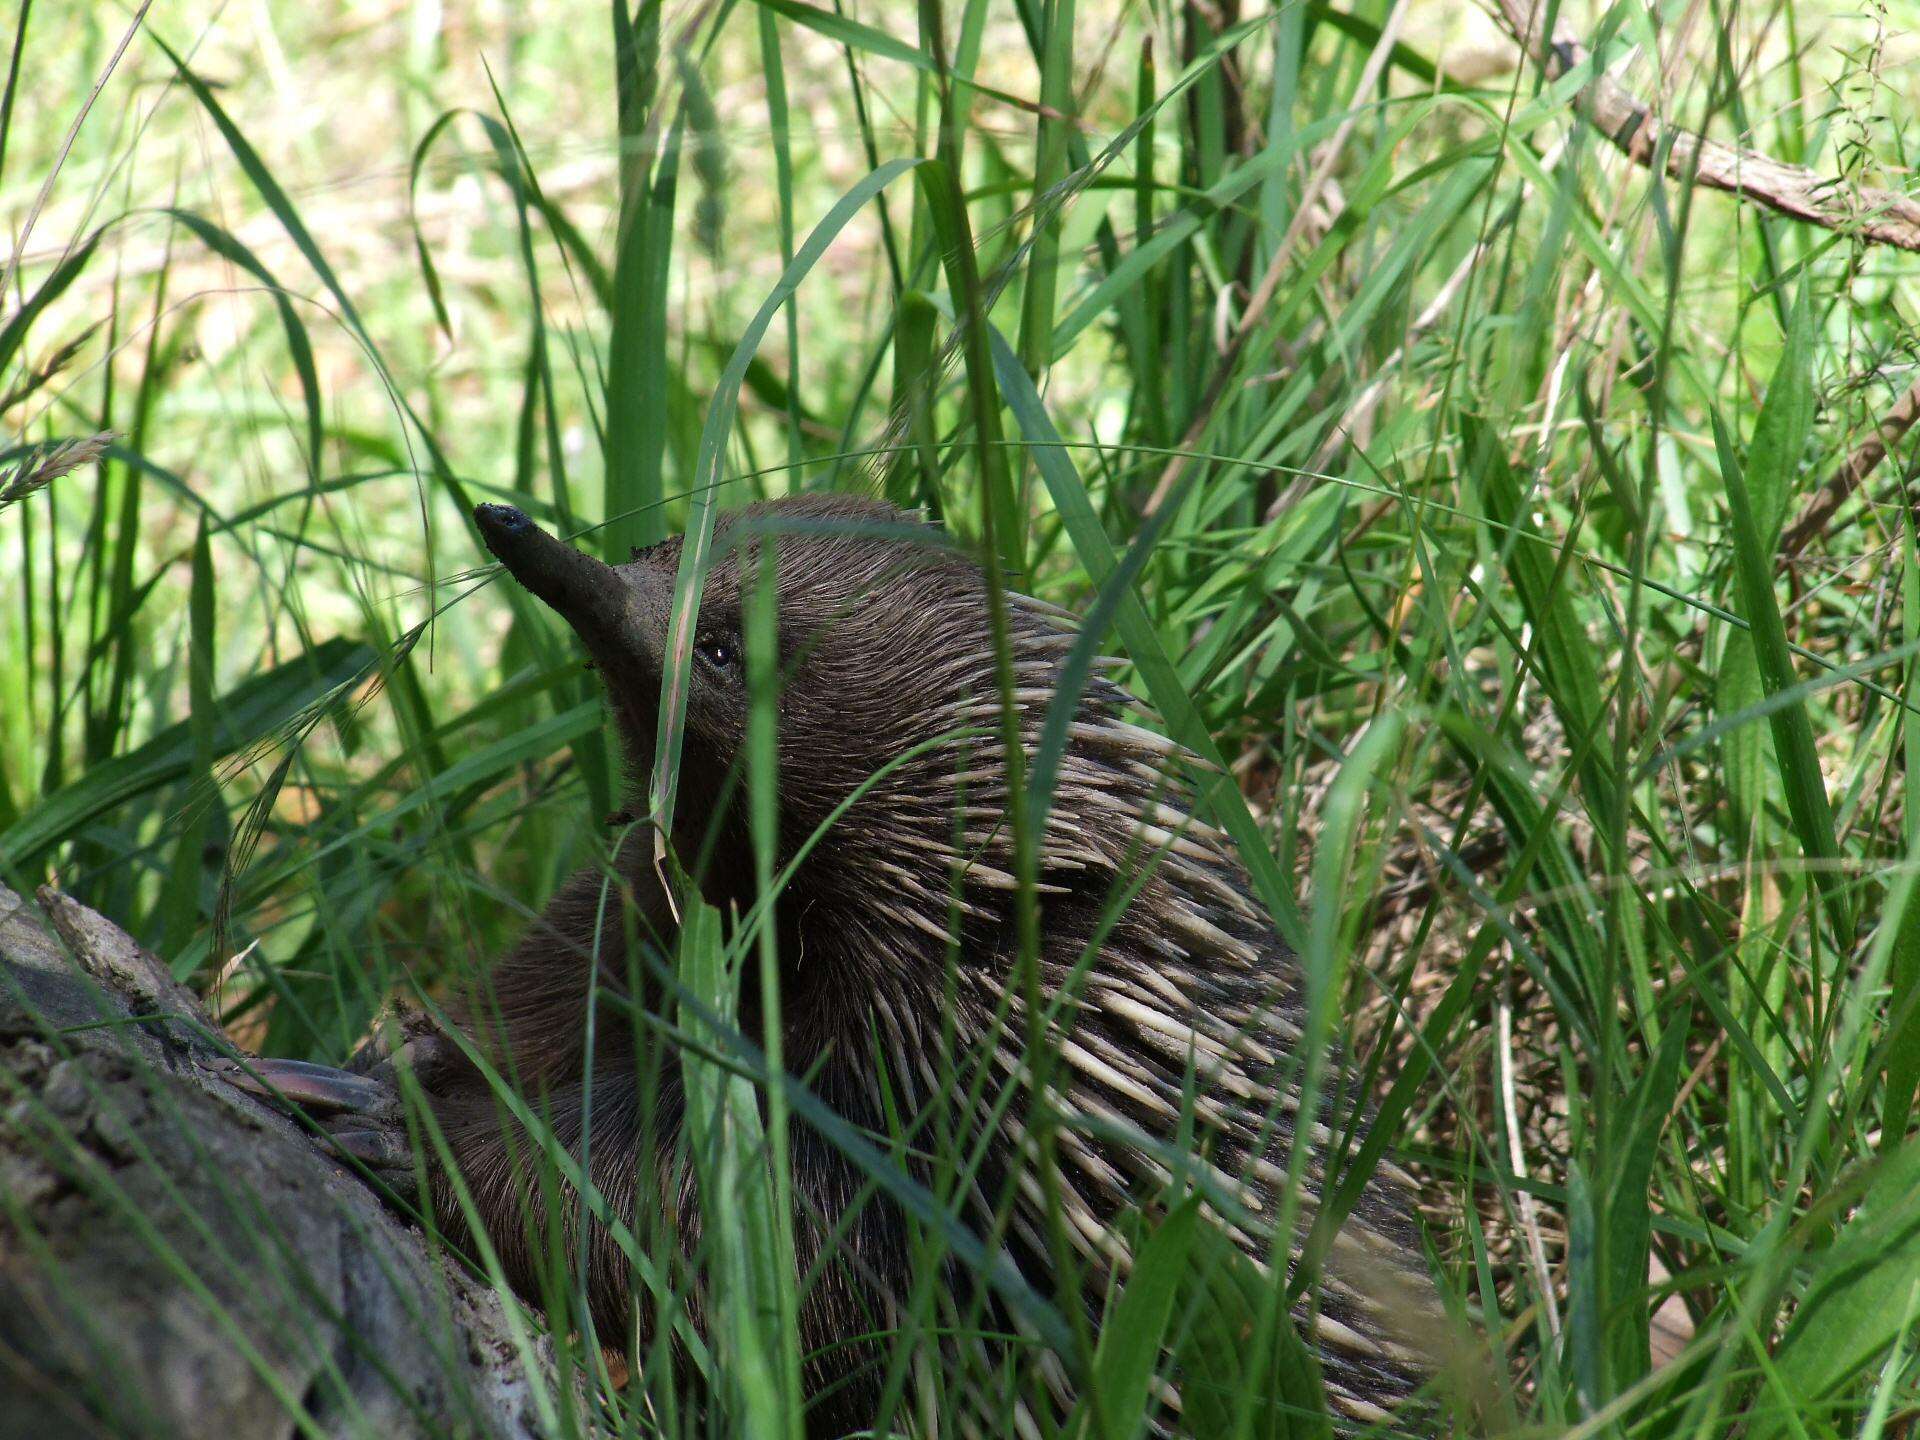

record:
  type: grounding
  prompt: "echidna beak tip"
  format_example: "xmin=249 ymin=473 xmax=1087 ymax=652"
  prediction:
xmin=474 ymin=502 xmax=532 ymax=539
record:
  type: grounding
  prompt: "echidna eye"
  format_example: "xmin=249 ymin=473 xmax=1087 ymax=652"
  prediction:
xmin=694 ymin=635 xmax=738 ymax=672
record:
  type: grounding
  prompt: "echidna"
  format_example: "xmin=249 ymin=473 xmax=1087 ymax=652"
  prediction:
xmin=243 ymin=493 xmax=1437 ymax=1435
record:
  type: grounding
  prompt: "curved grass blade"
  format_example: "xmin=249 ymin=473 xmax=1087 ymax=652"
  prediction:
xmin=650 ymin=158 xmax=922 ymax=857
xmin=989 ymin=328 xmax=1305 ymax=946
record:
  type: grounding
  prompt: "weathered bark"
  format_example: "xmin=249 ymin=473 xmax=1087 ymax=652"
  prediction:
xmin=0 ymin=882 xmax=554 ymax=1440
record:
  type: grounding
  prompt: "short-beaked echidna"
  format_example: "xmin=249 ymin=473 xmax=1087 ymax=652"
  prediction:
xmin=250 ymin=493 xmax=1438 ymax=1434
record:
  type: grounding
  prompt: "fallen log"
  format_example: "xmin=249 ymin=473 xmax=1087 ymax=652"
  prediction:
xmin=0 ymin=882 xmax=553 ymax=1440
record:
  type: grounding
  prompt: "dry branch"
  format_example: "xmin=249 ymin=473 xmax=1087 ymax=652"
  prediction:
xmin=1778 ymin=372 xmax=1920 ymax=559
xmin=0 ymin=883 xmax=553 ymax=1440
xmin=1494 ymin=0 xmax=1920 ymax=252
xmin=1490 ymin=0 xmax=1920 ymax=560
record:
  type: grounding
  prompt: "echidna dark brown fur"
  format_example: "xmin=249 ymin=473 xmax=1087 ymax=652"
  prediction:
xmin=256 ymin=493 xmax=1439 ymax=1436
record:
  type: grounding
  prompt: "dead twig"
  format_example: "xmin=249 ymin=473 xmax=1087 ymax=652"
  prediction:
xmin=1493 ymin=0 xmax=1920 ymax=252
xmin=1777 ymin=371 xmax=1920 ymax=560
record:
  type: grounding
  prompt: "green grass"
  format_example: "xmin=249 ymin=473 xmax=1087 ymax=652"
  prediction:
xmin=5 ymin=0 xmax=1920 ymax=1434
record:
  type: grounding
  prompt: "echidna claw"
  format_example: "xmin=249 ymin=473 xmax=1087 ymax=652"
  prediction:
xmin=326 ymin=1126 xmax=409 ymax=1170
xmin=227 ymin=1057 xmax=396 ymax=1119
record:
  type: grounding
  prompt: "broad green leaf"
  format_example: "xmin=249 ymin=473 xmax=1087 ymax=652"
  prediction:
xmin=1714 ymin=413 xmax=1852 ymax=948
xmin=1088 ymin=1198 xmax=1200 ymax=1440
xmin=1603 ymin=1012 xmax=1689 ymax=1392
xmin=1758 ymin=1140 xmax=1920 ymax=1430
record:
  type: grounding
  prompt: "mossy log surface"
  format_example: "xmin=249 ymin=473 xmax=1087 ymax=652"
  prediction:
xmin=0 ymin=882 xmax=549 ymax=1440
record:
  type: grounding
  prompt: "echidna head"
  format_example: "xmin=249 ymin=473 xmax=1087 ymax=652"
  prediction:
xmin=475 ymin=495 xmax=1044 ymax=910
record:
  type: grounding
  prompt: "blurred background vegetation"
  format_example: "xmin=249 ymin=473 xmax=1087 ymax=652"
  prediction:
xmin=5 ymin=0 xmax=1920 ymax=1433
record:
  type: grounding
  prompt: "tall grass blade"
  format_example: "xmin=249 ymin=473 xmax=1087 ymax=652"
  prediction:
xmin=1713 ymin=412 xmax=1853 ymax=947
